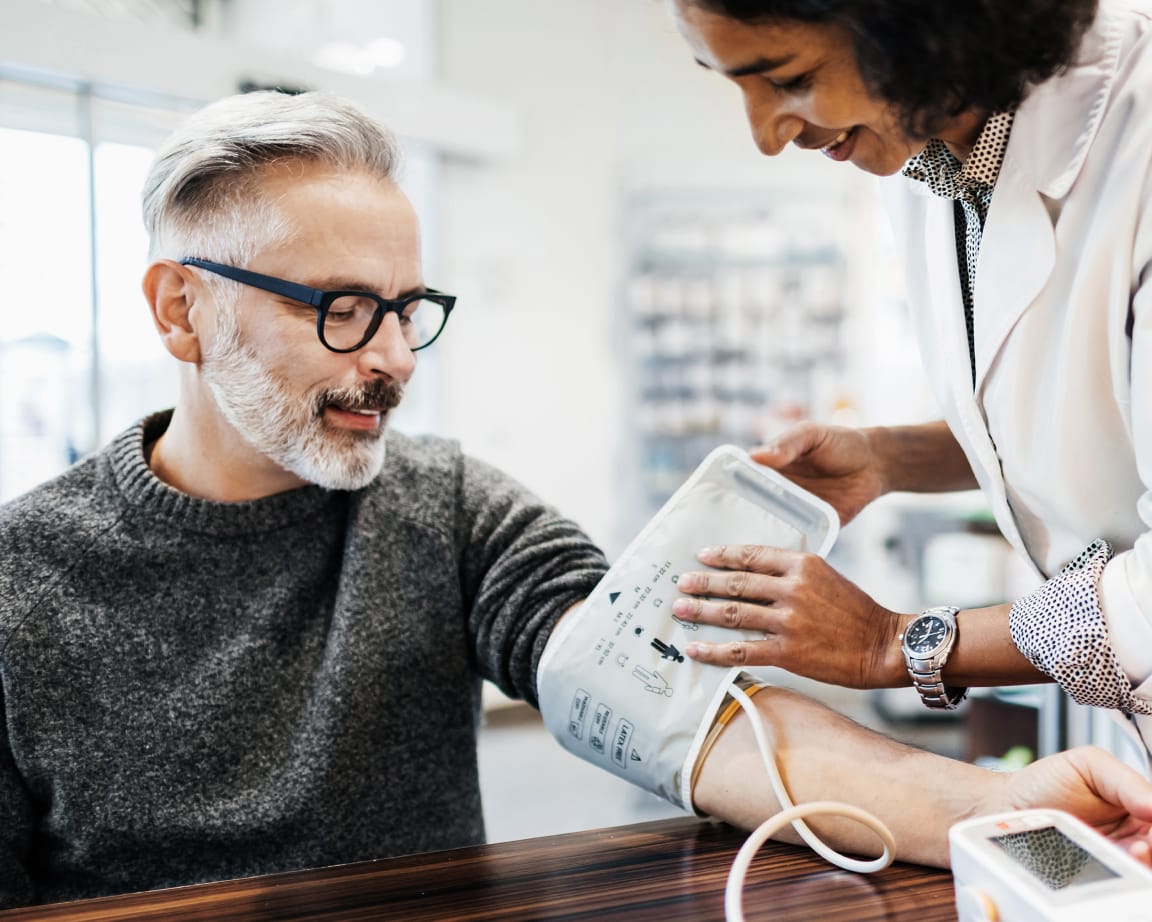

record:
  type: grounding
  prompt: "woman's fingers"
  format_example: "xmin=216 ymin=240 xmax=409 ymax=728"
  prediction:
xmin=672 ymin=596 xmax=780 ymax=632
xmin=683 ymin=637 xmax=782 ymax=667
xmin=675 ymin=568 xmax=782 ymax=604
xmin=671 ymin=545 xmax=898 ymax=687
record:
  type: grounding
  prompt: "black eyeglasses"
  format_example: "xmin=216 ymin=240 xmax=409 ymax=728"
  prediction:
xmin=180 ymin=258 xmax=455 ymax=353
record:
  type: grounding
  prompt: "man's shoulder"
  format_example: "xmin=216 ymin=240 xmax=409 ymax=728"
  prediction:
xmin=359 ymin=430 xmax=466 ymax=515
xmin=381 ymin=430 xmax=463 ymax=476
xmin=376 ymin=431 xmax=529 ymax=501
xmin=0 ymin=455 xmax=112 ymax=625
xmin=365 ymin=430 xmax=537 ymax=530
xmin=372 ymin=429 xmax=469 ymax=497
xmin=0 ymin=454 xmax=106 ymax=538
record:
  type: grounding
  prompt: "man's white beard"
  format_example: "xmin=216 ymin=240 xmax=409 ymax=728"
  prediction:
xmin=201 ymin=314 xmax=396 ymax=491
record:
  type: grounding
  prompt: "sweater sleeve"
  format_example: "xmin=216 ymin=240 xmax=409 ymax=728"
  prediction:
xmin=0 ymin=685 xmax=36 ymax=908
xmin=455 ymin=455 xmax=607 ymax=707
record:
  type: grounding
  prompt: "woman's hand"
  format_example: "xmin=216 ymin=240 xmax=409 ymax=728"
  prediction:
xmin=753 ymin=420 xmax=979 ymax=523
xmin=750 ymin=422 xmax=888 ymax=527
xmin=672 ymin=544 xmax=908 ymax=688
xmin=992 ymin=746 xmax=1152 ymax=867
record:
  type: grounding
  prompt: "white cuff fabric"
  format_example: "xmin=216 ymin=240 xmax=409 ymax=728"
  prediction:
xmin=1100 ymin=550 xmax=1152 ymax=688
xmin=1009 ymin=539 xmax=1152 ymax=716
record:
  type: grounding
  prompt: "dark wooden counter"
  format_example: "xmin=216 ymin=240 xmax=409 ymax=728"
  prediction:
xmin=0 ymin=816 xmax=957 ymax=921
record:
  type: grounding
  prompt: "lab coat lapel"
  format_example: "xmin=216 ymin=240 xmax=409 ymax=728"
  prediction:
xmin=922 ymin=190 xmax=1030 ymax=555
xmin=969 ymin=0 xmax=1116 ymax=396
xmin=972 ymin=159 xmax=1056 ymax=396
xmin=922 ymin=196 xmax=975 ymax=406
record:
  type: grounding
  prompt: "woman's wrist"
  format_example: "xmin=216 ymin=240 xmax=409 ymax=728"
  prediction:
xmin=861 ymin=425 xmax=896 ymax=498
xmin=880 ymin=610 xmax=917 ymax=687
xmin=862 ymin=422 xmax=975 ymax=494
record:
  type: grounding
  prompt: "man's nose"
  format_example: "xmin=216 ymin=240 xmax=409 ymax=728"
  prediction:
xmin=744 ymin=89 xmax=805 ymax=157
xmin=355 ymin=311 xmax=417 ymax=382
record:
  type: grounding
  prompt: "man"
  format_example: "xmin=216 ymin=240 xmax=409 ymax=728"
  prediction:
xmin=0 ymin=90 xmax=1149 ymax=908
xmin=0 ymin=90 xmax=606 ymax=905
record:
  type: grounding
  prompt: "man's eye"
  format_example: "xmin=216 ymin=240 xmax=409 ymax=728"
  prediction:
xmin=326 ymin=295 xmax=375 ymax=323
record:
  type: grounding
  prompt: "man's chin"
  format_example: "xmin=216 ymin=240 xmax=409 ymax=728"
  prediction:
xmin=285 ymin=439 xmax=389 ymax=491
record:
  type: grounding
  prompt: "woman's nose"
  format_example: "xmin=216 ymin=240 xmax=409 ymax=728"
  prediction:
xmin=744 ymin=89 xmax=805 ymax=157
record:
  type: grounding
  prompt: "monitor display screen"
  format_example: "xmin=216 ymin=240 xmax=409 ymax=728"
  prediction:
xmin=991 ymin=826 xmax=1119 ymax=890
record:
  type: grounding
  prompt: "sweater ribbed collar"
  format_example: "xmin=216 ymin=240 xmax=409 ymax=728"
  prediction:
xmin=103 ymin=410 xmax=343 ymax=536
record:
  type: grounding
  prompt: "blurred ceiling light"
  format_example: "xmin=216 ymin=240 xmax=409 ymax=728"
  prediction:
xmin=312 ymin=37 xmax=407 ymax=77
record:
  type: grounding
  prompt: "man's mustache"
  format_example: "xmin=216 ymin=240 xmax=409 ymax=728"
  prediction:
xmin=316 ymin=380 xmax=404 ymax=415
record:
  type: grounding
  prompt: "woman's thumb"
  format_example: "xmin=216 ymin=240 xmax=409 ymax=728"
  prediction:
xmin=750 ymin=423 xmax=820 ymax=468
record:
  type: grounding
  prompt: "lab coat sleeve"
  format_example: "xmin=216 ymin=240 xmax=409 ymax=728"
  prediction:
xmin=1096 ymin=184 xmax=1152 ymax=710
xmin=1009 ymin=162 xmax=1152 ymax=716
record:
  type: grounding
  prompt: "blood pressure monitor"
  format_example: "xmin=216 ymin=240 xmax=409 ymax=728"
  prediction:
xmin=537 ymin=444 xmax=839 ymax=809
xmin=539 ymin=445 xmax=902 ymax=909
xmin=950 ymin=808 xmax=1152 ymax=921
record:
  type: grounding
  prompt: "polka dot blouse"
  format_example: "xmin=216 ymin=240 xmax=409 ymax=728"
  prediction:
xmin=903 ymin=111 xmax=1014 ymax=386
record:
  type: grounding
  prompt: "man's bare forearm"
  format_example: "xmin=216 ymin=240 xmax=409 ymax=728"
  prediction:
xmin=865 ymin=421 xmax=978 ymax=494
xmin=692 ymin=686 xmax=1002 ymax=867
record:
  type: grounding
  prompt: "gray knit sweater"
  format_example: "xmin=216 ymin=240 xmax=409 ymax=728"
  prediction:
xmin=0 ymin=411 xmax=607 ymax=907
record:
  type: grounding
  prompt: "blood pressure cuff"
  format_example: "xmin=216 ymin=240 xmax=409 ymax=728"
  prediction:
xmin=537 ymin=445 xmax=839 ymax=810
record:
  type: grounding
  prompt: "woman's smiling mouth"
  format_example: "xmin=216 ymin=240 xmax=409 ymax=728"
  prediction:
xmin=819 ymin=127 xmax=858 ymax=161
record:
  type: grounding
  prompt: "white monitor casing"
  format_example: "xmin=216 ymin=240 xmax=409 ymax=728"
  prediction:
xmin=950 ymin=808 xmax=1152 ymax=922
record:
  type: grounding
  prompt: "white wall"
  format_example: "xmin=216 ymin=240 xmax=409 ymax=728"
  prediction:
xmin=436 ymin=0 xmax=877 ymax=552
xmin=0 ymin=1 xmax=518 ymax=160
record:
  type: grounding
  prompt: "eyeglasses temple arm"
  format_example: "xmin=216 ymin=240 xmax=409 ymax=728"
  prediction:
xmin=181 ymin=258 xmax=325 ymax=309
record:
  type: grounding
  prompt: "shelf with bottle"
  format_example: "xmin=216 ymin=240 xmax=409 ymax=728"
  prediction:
xmin=620 ymin=193 xmax=855 ymax=530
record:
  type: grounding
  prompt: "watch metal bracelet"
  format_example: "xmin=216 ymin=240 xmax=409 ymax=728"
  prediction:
xmin=907 ymin=663 xmax=967 ymax=710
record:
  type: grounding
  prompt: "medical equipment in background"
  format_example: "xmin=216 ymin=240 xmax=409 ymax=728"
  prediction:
xmin=950 ymin=808 xmax=1152 ymax=921
xmin=538 ymin=445 xmax=896 ymax=921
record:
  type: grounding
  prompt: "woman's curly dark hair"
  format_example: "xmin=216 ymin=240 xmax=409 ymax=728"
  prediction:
xmin=685 ymin=0 xmax=1098 ymax=137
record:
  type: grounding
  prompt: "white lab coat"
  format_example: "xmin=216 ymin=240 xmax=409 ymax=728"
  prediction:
xmin=881 ymin=0 xmax=1152 ymax=761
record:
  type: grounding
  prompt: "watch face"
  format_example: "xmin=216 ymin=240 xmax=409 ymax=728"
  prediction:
xmin=906 ymin=615 xmax=948 ymax=654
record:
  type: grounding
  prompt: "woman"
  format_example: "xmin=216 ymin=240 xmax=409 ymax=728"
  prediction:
xmin=666 ymin=0 xmax=1152 ymax=761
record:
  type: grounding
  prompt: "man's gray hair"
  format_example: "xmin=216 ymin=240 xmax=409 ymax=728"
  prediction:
xmin=142 ymin=91 xmax=402 ymax=269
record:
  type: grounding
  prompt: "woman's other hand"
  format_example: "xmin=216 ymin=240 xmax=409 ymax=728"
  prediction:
xmin=752 ymin=421 xmax=979 ymax=523
xmin=750 ymin=422 xmax=888 ymax=527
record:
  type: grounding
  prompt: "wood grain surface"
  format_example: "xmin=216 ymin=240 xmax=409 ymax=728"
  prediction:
xmin=0 ymin=816 xmax=957 ymax=921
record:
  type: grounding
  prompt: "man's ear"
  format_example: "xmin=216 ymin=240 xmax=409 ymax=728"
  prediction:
xmin=143 ymin=260 xmax=204 ymax=364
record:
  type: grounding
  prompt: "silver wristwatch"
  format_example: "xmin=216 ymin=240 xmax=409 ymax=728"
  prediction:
xmin=899 ymin=605 xmax=968 ymax=710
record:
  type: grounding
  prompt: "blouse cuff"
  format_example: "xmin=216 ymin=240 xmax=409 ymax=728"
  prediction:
xmin=1009 ymin=539 xmax=1152 ymax=717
